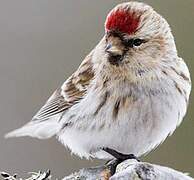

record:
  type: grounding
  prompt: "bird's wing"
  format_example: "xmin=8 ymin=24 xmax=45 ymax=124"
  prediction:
xmin=33 ymin=51 xmax=94 ymax=121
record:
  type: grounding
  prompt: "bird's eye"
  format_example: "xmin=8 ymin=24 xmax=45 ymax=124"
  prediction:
xmin=133 ymin=39 xmax=144 ymax=47
xmin=123 ymin=38 xmax=145 ymax=48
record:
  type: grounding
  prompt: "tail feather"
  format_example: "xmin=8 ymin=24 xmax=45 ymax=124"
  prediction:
xmin=5 ymin=118 xmax=61 ymax=139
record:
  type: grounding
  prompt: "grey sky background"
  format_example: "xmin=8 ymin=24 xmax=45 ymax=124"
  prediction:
xmin=0 ymin=0 xmax=193 ymax=179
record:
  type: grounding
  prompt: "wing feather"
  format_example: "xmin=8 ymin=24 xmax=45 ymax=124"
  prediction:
xmin=33 ymin=52 xmax=94 ymax=121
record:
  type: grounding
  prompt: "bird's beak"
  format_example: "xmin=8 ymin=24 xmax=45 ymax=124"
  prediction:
xmin=105 ymin=43 xmax=124 ymax=65
xmin=105 ymin=43 xmax=123 ymax=56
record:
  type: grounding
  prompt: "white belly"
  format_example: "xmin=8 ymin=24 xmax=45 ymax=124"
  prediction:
xmin=57 ymin=80 xmax=188 ymax=159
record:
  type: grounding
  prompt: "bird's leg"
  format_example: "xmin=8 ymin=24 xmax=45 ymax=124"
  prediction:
xmin=103 ymin=147 xmax=140 ymax=162
xmin=103 ymin=147 xmax=140 ymax=176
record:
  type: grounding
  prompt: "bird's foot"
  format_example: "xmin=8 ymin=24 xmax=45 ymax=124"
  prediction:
xmin=103 ymin=147 xmax=140 ymax=176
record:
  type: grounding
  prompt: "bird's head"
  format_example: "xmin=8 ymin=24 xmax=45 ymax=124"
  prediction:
xmin=93 ymin=2 xmax=177 ymax=81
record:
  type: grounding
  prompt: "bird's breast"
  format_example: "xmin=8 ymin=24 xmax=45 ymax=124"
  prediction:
xmin=58 ymin=76 xmax=188 ymax=158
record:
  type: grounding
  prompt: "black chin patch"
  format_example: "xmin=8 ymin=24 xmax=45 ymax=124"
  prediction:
xmin=108 ymin=54 xmax=123 ymax=66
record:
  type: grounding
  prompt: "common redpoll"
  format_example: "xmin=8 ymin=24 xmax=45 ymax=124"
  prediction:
xmin=6 ymin=1 xmax=191 ymax=165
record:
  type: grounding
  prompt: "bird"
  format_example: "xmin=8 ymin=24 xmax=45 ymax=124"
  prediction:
xmin=6 ymin=1 xmax=191 ymax=173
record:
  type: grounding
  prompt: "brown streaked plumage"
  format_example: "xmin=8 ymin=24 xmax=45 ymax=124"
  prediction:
xmin=113 ymin=100 xmax=120 ymax=119
xmin=171 ymin=66 xmax=191 ymax=83
xmin=34 ymin=52 xmax=94 ymax=121
xmin=94 ymin=91 xmax=110 ymax=116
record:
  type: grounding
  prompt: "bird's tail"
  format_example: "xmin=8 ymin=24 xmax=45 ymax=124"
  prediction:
xmin=5 ymin=117 xmax=61 ymax=139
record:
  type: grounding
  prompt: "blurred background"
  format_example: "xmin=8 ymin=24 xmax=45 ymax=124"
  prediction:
xmin=0 ymin=0 xmax=193 ymax=179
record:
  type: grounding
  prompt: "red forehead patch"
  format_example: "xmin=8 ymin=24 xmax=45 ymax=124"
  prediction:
xmin=105 ymin=10 xmax=140 ymax=35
